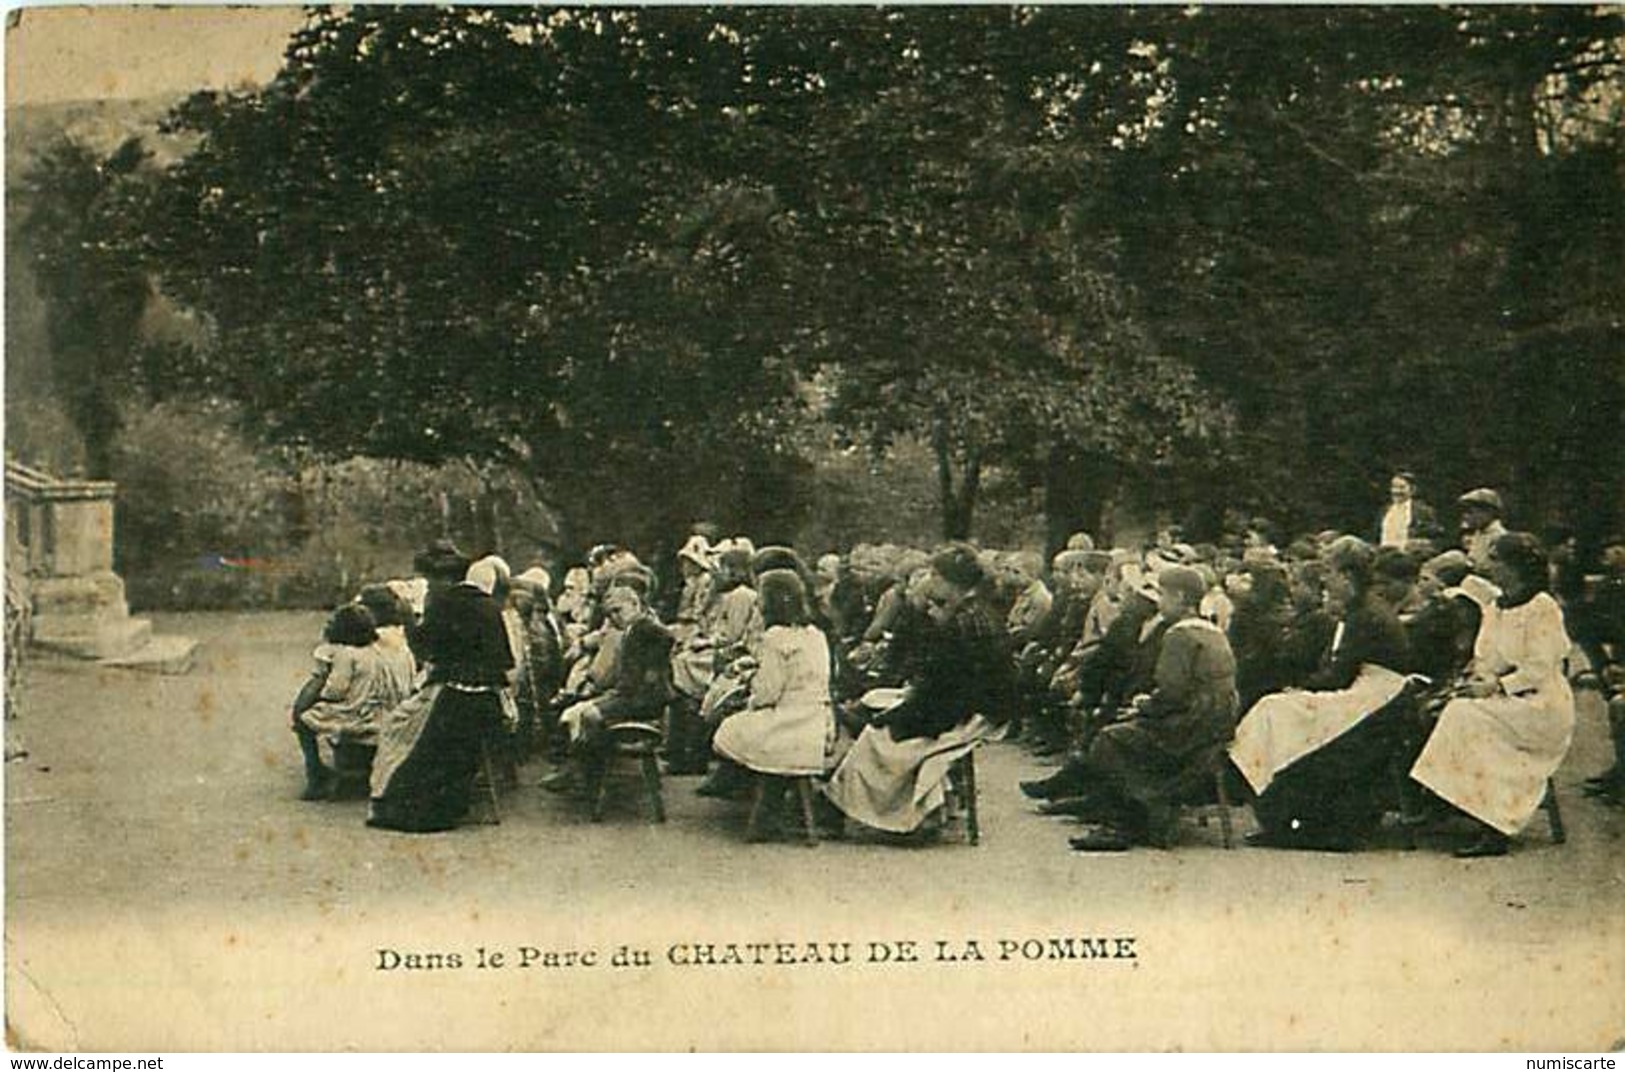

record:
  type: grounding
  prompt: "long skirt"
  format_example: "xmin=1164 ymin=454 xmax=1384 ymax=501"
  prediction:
xmin=1230 ymin=665 xmax=1408 ymax=796
xmin=1087 ymin=719 xmax=1217 ymax=810
xmin=1410 ymin=691 xmax=1574 ymax=835
xmin=671 ymin=647 xmax=717 ymax=700
xmin=368 ymin=684 xmax=501 ymax=833
xmin=823 ymin=716 xmax=991 ymax=833
xmin=1250 ymin=691 xmax=1421 ymax=845
xmin=714 ymin=699 xmax=834 ymax=777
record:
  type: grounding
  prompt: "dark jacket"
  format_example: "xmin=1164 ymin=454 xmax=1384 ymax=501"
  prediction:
xmin=1404 ymin=594 xmax=1481 ymax=685
xmin=882 ymin=597 xmax=1014 ymax=741
xmin=1229 ymin=598 xmax=1294 ymax=709
xmin=1136 ymin=617 xmax=1241 ymax=753
xmin=1304 ymin=598 xmax=1411 ymax=692
xmin=1378 ymin=499 xmax=1442 ymax=545
xmin=414 ymin=583 xmax=514 ymax=688
xmin=594 ymin=615 xmax=674 ymax=725
xmin=1074 ymin=591 xmax=1161 ymax=711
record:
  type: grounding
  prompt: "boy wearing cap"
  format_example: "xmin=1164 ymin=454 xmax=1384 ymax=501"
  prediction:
xmin=1457 ymin=488 xmax=1508 ymax=570
xmin=1068 ymin=566 xmax=1241 ymax=852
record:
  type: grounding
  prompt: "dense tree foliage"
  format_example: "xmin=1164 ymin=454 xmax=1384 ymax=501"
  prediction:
xmin=14 ymin=136 xmax=157 ymax=477
xmin=22 ymin=5 xmax=1623 ymax=549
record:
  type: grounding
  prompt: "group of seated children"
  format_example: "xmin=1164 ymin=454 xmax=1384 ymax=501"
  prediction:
xmin=286 ymin=498 xmax=1623 ymax=854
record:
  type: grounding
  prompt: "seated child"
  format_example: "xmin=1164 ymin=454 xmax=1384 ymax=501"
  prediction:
xmin=290 ymin=603 xmax=416 ymax=800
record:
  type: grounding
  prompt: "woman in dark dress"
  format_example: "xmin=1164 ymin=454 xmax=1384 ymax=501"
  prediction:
xmin=823 ymin=543 xmax=1014 ymax=835
xmin=1230 ymin=536 xmax=1415 ymax=850
xmin=368 ymin=558 xmax=514 ymax=833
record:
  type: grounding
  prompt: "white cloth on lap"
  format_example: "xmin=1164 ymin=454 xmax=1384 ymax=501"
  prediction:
xmin=1229 ymin=664 xmax=1408 ymax=795
xmin=823 ymin=715 xmax=992 ymax=834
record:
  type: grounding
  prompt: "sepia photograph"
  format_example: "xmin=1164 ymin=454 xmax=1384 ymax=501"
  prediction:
xmin=3 ymin=3 xmax=1623 ymax=1053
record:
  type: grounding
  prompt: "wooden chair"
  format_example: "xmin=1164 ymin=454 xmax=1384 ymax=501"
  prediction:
xmin=1182 ymin=743 xmax=1237 ymax=849
xmin=330 ymin=739 xmax=377 ymax=800
xmin=586 ymin=722 xmax=666 ymax=824
xmin=942 ymin=748 xmax=982 ymax=845
xmin=1542 ymin=777 xmax=1566 ymax=844
xmin=745 ymin=774 xmax=820 ymax=846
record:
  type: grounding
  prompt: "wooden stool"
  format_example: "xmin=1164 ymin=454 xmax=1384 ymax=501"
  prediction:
xmin=745 ymin=774 xmax=819 ymax=846
xmin=587 ymin=722 xmax=666 ymax=824
xmin=330 ymin=740 xmax=377 ymax=800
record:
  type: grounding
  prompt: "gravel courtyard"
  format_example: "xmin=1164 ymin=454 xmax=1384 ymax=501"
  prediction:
xmin=6 ymin=612 xmax=1623 ymax=1051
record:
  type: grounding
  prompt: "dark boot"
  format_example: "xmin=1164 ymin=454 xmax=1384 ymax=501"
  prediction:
xmin=696 ymin=759 xmax=751 ymax=799
xmin=295 ymin=725 xmax=333 ymax=801
xmin=1453 ymin=824 xmax=1511 ymax=858
xmin=1069 ymin=824 xmax=1133 ymax=852
xmin=813 ymin=792 xmax=848 ymax=839
xmin=1019 ymin=756 xmax=1089 ymax=800
xmin=663 ymin=696 xmax=710 ymax=775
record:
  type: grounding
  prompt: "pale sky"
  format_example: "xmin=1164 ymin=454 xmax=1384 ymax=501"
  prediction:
xmin=5 ymin=5 xmax=306 ymax=105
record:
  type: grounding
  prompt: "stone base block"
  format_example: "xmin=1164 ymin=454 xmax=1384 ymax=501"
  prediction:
xmin=30 ymin=573 xmax=128 ymax=620
xmin=33 ymin=616 xmax=152 ymax=660
xmin=101 ymin=635 xmax=200 ymax=675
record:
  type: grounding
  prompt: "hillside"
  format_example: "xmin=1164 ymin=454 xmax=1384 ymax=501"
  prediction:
xmin=5 ymin=93 xmax=194 ymax=188
xmin=5 ymin=94 xmax=199 ymax=470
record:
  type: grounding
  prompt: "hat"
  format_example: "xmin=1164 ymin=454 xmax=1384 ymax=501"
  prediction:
xmin=931 ymin=542 xmax=986 ymax=591
xmin=414 ymin=539 xmax=470 ymax=581
xmin=607 ymin=568 xmax=652 ymax=601
xmin=464 ymin=559 xmax=500 ymax=595
xmin=1145 ymin=545 xmax=1195 ymax=573
xmin=515 ymin=566 xmax=552 ymax=593
xmin=1065 ymin=532 xmax=1096 ymax=552
xmin=1457 ymin=488 xmax=1504 ymax=514
xmin=752 ymin=545 xmax=808 ymax=578
xmin=1120 ymin=564 xmax=1160 ymax=602
xmin=473 ymin=554 xmax=511 ymax=584
xmin=1421 ymin=549 xmax=1472 ymax=588
xmin=678 ymin=534 xmax=713 ymax=570
xmin=1158 ymin=565 xmax=1207 ymax=605
xmin=393 ymin=577 xmax=428 ymax=615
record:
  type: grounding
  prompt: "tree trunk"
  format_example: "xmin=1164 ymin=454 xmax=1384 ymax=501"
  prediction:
xmin=1043 ymin=449 xmax=1116 ymax=558
xmin=932 ymin=413 xmax=981 ymax=541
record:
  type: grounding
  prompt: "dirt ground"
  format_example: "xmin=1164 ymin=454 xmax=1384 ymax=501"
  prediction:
xmin=5 ymin=611 xmax=1624 ymax=1051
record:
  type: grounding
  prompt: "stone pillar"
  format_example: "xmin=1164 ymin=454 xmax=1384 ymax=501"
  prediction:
xmin=5 ymin=461 xmax=151 ymax=659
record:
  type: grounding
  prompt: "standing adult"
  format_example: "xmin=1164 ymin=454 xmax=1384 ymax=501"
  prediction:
xmin=1457 ymin=488 xmax=1509 ymax=570
xmin=1378 ymin=471 xmax=1440 ymax=549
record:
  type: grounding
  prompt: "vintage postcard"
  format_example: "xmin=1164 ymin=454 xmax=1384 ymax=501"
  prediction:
xmin=4 ymin=4 xmax=1623 ymax=1052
